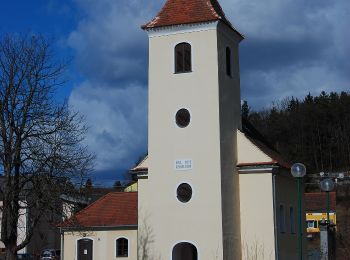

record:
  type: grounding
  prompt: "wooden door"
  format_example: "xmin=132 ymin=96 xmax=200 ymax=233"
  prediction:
xmin=172 ymin=242 xmax=198 ymax=260
xmin=77 ymin=238 xmax=93 ymax=260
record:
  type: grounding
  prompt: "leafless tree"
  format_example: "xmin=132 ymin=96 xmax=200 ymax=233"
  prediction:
xmin=138 ymin=213 xmax=161 ymax=260
xmin=0 ymin=34 xmax=94 ymax=260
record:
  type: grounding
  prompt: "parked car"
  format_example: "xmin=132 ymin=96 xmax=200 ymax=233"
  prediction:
xmin=40 ymin=249 xmax=60 ymax=260
xmin=17 ymin=253 xmax=34 ymax=260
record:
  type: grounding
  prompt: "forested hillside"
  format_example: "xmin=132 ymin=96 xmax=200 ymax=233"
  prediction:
xmin=244 ymin=91 xmax=350 ymax=175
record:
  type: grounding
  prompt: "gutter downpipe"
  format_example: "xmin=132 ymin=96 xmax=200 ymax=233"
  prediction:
xmin=272 ymin=173 xmax=279 ymax=260
xmin=60 ymin=228 xmax=64 ymax=260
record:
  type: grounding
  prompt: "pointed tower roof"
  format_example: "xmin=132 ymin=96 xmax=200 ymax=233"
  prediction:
xmin=142 ymin=0 xmax=243 ymax=38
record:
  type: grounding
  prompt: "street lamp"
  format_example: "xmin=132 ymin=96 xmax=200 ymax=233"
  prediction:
xmin=320 ymin=178 xmax=335 ymax=223
xmin=291 ymin=163 xmax=306 ymax=260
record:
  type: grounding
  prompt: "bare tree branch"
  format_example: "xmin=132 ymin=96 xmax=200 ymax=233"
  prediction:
xmin=0 ymin=34 xmax=94 ymax=260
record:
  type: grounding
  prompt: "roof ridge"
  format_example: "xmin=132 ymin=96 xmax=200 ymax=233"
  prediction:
xmin=57 ymin=192 xmax=112 ymax=228
xmin=60 ymin=192 xmax=138 ymax=228
xmin=237 ymin=129 xmax=275 ymax=163
xmin=141 ymin=0 xmax=244 ymax=38
xmin=240 ymin=119 xmax=291 ymax=168
xmin=142 ymin=0 xmax=221 ymax=29
xmin=67 ymin=192 xmax=134 ymax=220
xmin=72 ymin=192 xmax=112 ymax=219
xmin=208 ymin=0 xmax=232 ymax=27
xmin=133 ymin=155 xmax=148 ymax=169
xmin=242 ymin=118 xmax=278 ymax=153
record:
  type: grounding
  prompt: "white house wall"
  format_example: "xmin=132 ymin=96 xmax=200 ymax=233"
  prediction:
xmin=239 ymin=173 xmax=276 ymax=260
xmin=63 ymin=229 xmax=137 ymax=260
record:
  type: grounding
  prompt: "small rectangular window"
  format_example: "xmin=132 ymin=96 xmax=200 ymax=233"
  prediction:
xmin=279 ymin=204 xmax=285 ymax=233
xmin=307 ymin=220 xmax=317 ymax=228
xmin=290 ymin=206 xmax=295 ymax=234
xmin=226 ymin=47 xmax=232 ymax=76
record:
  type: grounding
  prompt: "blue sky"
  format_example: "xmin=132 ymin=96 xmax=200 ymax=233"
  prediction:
xmin=1 ymin=0 xmax=349 ymax=186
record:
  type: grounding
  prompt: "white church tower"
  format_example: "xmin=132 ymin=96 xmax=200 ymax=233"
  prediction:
xmin=138 ymin=0 xmax=244 ymax=259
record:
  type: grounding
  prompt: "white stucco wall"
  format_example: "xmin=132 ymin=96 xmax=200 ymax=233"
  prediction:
xmin=239 ymin=173 xmax=276 ymax=260
xmin=63 ymin=229 xmax=137 ymax=260
xmin=238 ymin=131 xmax=300 ymax=259
xmin=237 ymin=130 xmax=273 ymax=164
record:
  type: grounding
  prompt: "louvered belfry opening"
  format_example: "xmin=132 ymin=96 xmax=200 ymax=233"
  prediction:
xmin=175 ymin=42 xmax=192 ymax=73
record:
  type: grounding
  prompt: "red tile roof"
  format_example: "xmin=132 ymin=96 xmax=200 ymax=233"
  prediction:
xmin=60 ymin=192 xmax=137 ymax=228
xmin=142 ymin=0 xmax=243 ymax=37
xmin=305 ymin=192 xmax=336 ymax=212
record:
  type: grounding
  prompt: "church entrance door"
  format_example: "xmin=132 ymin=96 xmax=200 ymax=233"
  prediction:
xmin=172 ymin=242 xmax=198 ymax=260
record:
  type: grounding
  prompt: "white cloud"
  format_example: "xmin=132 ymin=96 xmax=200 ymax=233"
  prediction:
xmin=69 ymin=82 xmax=147 ymax=172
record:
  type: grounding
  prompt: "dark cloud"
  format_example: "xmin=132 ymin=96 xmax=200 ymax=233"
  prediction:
xmin=221 ymin=0 xmax=350 ymax=109
xmin=69 ymin=82 xmax=147 ymax=175
xmin=67 ymin=0 xmax=349 ymax=184
xmin=89 ymin=168 xmax=133 ymax=187
xmin=240 ymin=38 xmax=329 ymax=71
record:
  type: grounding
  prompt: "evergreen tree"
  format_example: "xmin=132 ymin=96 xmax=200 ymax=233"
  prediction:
xmin=249 ymin=91 xmax=350 ymax=175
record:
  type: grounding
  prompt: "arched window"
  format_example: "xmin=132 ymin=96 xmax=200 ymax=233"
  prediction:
xmin=175 ymin=43 xmax=192 ymax=73
xmin=172 ymin=242 xmax=198 ymax=260
xmin=226 ymin=47 xmax=231 ymax=76
xmin=116 ymin=237 xmax=128 ymax=257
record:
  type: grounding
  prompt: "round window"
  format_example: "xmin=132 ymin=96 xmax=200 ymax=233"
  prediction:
xmin=176 ymin=183 xmax=192 ymax=203
xmin=175 ymin=108 xmax=190 ymax=128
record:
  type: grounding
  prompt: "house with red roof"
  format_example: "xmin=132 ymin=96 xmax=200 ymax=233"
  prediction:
xmin=61 ymin=0 xmax=303 ymax=259
xmin=60 ymin=192 xmax=137 ymax=260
